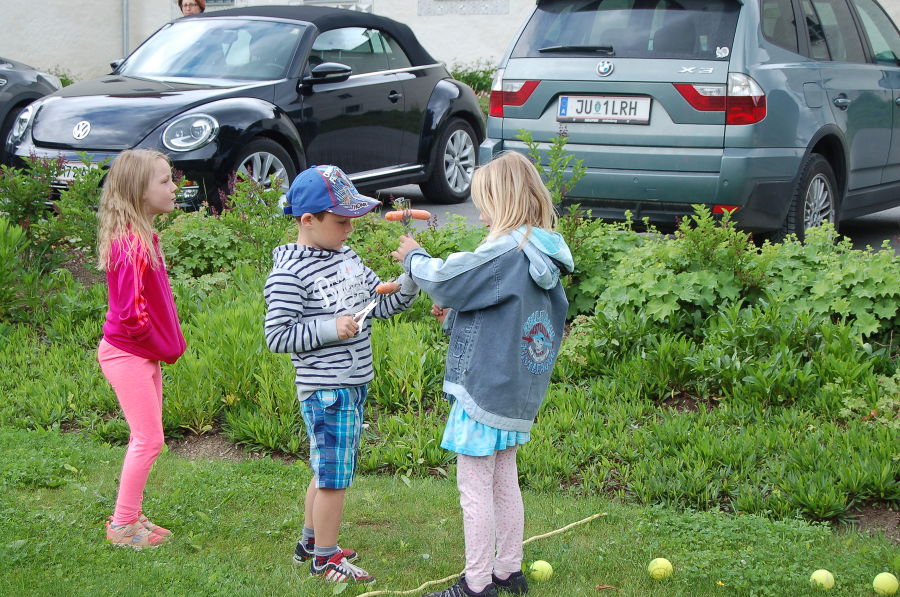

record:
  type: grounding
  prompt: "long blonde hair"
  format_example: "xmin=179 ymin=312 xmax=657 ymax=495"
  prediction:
xmin=97 ymin=149 xmax=169 ymax=270
xmin=471 ymin=151 xmax=557 ymax=244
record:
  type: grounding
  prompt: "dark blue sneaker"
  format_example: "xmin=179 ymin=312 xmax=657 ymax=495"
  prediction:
xmin=492 ymin=571 xmax=528 ymax=595
xmin=425 ymin=576 xmax=498 ymax=597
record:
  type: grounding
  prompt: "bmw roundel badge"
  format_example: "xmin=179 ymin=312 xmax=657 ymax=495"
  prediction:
xmin=597 ymin=61 xmax=614 ymax=77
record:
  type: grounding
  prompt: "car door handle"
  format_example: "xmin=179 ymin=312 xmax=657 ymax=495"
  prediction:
xmin=833 ymin=96 xmax=851 ymax=110
xmin=388 ymin=91 xmax=402 ymax=103
xmin=895 ymin=97 xmax=900 ymax=106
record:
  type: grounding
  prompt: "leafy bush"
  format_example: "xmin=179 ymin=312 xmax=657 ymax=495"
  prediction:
xmin=0 ymin=216 xmax=37 ymax=322
xmin=1 ymin=174 xmax=898 ymax=527
xmin=449 ymin=59 xmax=496 ymax=94
xmin=0 ymin=156 xmax=64 ymax=231
xmin=161 ymin=211 xmax=248 ymax=278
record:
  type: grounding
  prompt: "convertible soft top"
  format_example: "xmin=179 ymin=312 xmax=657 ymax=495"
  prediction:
xmin=196 ymin=6 xmax=438 ymax=66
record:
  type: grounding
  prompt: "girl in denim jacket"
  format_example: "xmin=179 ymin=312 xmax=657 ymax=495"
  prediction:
xmin=392 ymin=151 xmax=574 ymax=597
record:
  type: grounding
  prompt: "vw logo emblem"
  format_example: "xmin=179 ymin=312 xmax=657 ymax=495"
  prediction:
xmin=597 ymin=61 xmax=614 ymax=77
xmin=72 ymin=121 xmax=91 ymax=140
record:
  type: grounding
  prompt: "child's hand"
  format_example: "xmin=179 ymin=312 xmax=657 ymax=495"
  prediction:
xmin=336 ymin=315 xmax=359 ymax=339
xmin=431 ymin=303 xmax=449 ymax=324
xmin=391 ymin=235 xmax=421 ymax=262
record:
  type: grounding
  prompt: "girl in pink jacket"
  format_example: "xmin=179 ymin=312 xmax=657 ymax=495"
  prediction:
xmin=96 ymin=149 xmax=186 ymax=549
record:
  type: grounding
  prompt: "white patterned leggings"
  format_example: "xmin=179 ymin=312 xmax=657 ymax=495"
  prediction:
xmin=456 ymin=446 xmax=524 ymax=593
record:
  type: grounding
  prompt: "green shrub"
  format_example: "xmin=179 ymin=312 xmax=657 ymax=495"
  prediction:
xmin=222 ymin=360 xmax=305 ymax=456
xmin=449 ymin=59 xmax=496 ymax=94
xmin=161 ymin=211 xmax=247 ymax=278
xmin=0 ymin=216 xmax=37 ymax=322
xmin=52 ymin=154 xmax=107 ymax=252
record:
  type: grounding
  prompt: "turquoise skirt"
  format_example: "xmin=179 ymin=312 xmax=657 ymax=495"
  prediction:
xmin=441 ymin=398 xmax=531 ymax=457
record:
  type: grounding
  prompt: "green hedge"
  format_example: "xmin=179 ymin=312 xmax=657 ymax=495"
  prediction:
xmin=1 ymin=165 xmax=898 ymax=524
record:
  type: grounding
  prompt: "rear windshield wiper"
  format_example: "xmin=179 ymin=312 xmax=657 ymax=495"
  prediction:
xmin=538 ymin=45 xmax=615 ymax=55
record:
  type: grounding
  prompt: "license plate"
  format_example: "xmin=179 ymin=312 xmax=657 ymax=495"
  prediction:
xmin=55 ymin=162 xmax=94 ymax=184
xmin=557 ymin=95 xmax=651 ymax=124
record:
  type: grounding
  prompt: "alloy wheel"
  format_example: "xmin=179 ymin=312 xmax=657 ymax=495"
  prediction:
xmin=237 ymin=151 xmax=290 ymax=192
xmin=442 ymin=129 xmax=476 ymax=194
xmin=803 ymin=173 xmax=833 ymax=230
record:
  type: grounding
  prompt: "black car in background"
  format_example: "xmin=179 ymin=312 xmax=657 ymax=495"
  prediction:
xmin=0 ymin=57 xmax=61 ymax=165
xmin=7 ymin=7 xmax=485 ymax=208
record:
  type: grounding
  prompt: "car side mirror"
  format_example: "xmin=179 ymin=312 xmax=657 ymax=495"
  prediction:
xmin=301 ymin=62 xmax=352 ymax=89
xmin=110 ymin=58 xmax=124 ymax=72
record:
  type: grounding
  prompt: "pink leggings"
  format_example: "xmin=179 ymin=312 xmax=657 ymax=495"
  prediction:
xmin=98 ymin=339 xmax=165 ymax=526
xmin=456 ymin=446 xmax=524 ymax=593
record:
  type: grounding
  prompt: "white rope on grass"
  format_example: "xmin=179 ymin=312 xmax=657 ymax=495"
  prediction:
xmin=356 ymin=512 xmax=608 ymax=597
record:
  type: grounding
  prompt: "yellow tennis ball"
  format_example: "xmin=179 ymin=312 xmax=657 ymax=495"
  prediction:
xmin=809 ymin=569 xmax=835 ymax=590
xmin=528 ymin=560 xmax=553 ymax=581
xmin=874 ymin=572 xmax=899 ymax=596
xmin=648 ymin=558 xmax=673 ymax=580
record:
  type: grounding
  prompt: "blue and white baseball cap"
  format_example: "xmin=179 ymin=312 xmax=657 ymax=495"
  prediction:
xmin=283 ymin=165 xmax=381 ymax=217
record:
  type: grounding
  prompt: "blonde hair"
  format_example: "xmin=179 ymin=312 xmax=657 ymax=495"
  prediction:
xmin=471 ymin=151 xmax=557 ymax=244
xmin=97 ymin=149 xmax=170 ymax=270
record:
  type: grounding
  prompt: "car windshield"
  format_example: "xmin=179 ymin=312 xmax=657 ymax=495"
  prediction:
xmin=513 ymin=0 xmax=740 ymax=60
xmin=119 ymin=19 xmax=307 ymax=81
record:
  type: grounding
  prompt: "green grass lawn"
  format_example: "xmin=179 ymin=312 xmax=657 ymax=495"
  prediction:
xmin=1 ymin=429 xmax=896 ymax=597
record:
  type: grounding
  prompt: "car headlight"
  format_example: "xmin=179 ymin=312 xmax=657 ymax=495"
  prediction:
xmin=162 ymin=114 xmax=219 ymax=152
xmin=10 ymin=104 xmax=35 ymax=143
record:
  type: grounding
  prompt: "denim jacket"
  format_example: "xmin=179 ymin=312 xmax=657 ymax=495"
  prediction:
xmin=404 ymin=226 xmax=573 ymax=432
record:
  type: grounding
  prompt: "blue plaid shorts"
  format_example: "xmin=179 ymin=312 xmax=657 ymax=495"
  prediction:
xmin=300 ymin=385 xmax=367 ymax=489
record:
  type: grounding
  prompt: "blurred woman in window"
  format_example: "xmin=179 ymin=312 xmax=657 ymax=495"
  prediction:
xmin=178 ymin=0 xmax=205 ymax=16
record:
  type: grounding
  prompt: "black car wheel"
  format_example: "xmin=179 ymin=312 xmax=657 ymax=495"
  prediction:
xmin=420 ymin=118 xmax=477 ymax=204
xmin=234 ymin=138 xmax=297 ymax=196
xmin=774 ymin=153 xmax=838 ymax=242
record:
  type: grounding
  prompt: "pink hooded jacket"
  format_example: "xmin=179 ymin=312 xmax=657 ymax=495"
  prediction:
xmin=102 ymin=234 xmax=186 ymax=364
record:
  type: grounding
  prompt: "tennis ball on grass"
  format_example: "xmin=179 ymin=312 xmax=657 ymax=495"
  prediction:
xmin=528 ymin=560 xmax=553 ymax=581
xmin=648 ymin=558 xmax=673 ymax=580
xmin=873 ymin=572 xmax=899 ymax=596
xmin=809 ymin=569 xmax=835 ymax=590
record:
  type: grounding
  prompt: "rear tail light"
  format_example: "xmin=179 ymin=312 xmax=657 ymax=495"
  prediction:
xmin=489 ymin=70 xmax=540 ymax=118
xmin=713 ymin=204 xmax=741 ymax=214
xmin=673 ymin=73 xmax=766 ymax=125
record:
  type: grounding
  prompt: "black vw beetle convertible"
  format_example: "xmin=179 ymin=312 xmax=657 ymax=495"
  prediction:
xmin=8 ymin=6 xmax=485 ymax=208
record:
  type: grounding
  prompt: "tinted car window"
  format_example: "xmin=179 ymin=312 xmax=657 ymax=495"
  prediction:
xmin=381 ymin=31 xmax=413 ymax=70
xmin=801 ymin=0 xmax=867 ymax=62
xmin=120 ymin=19 xmax=305 ymax=80
xmin=761 ymin=0 xmax=800 ymax=53
xmin=852 ymin=0 xmax=900 ymax=65
xmin=511 ymin=0 xmax=741 ymax=60
xmin=311 ymin=27 xmax=409 ymax=74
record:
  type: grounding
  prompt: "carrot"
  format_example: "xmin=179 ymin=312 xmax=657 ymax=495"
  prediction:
xmin=385 ymin=209 xmax=431 ymax=221
xmin=375 ymin=281 xmax=402 ymax=294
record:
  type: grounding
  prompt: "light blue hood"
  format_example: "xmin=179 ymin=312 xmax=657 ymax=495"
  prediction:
xmin=510 ymin=226 xmax=575 ymax=290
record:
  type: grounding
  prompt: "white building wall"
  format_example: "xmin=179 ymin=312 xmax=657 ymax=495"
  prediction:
xmin=1 ymin=0 xmax=899 ymax=81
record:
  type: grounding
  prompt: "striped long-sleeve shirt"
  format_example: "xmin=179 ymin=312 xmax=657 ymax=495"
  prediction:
xmin=264 ymin=243 xmax=417 ymax=398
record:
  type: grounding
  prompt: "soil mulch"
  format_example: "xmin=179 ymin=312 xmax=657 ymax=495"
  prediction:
xmin=167 ymin=432 xmax=299 ymax=464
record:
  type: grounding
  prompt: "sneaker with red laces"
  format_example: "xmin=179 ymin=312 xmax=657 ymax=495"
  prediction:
xmin=310 ymin=552 xmax=375 ymax=584
xmin=293 ymin=540 xmax=358 ymax=564
xmin=105 ymin=520 xmax=168 ymax=550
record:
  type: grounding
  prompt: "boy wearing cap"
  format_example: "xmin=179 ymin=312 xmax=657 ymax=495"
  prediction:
xmin=264 ymin=165 xmax=418 ymax=585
